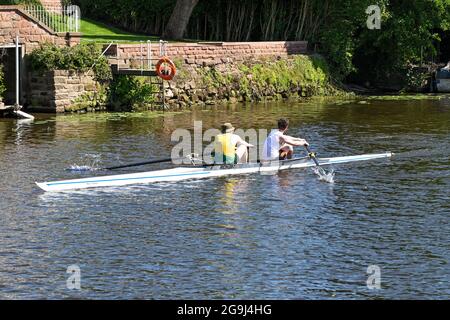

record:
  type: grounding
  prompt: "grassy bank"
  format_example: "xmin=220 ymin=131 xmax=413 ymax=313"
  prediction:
xmin=80 ymin=18 xmax=159 ymax=44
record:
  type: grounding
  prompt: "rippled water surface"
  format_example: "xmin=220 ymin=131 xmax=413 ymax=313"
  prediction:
xmin=0 ymin=98 xmax=449 ymax=299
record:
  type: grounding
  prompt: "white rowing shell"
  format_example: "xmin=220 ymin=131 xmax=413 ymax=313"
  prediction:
xmin=36 ymin=152 xmax=393 ymax=192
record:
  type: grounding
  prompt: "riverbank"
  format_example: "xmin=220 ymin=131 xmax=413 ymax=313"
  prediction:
xmin=21 ymin=47 xmax=350 ymax=113
xmin=2 ymin=41 xmax=442 ymax=115
xmin=161 ymin=54 xmax=347 ymax=110
xmin=95 ymin=52 xmax=350 ymax=113
xmin=3 ymin=40 xmax=352 ymax=114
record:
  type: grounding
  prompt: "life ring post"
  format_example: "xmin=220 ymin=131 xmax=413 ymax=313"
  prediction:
xmin=156 ymin=56 xmax=177 ymax=81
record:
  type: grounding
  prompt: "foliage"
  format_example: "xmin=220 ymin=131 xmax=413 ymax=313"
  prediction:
xmin=28 ymin=43 xmax=112 ymax=83
xmin=0 ymin=64 xmax=5 ymax=101
xmin=404 ymin=67 xmax=431 ymax=92
xmin=108 ymin=75 xmax=157 ymax=111
xmin=194 ymin=55 xmax=341 ymax=102
xmin=73 ymin=0 xmax=327 ymax=42
xmin=238 ymin=55 xmax=335 ymax=97
xmin=73 ymin=0 xmax=450 ymax=86
xmin=187 ymin=0 xmax=328 ymax=42
xmin=67 ymin=85 xmax=109 ymax=112
xmin=73 ymin=0 xmax=175 ymax=36
xmin=352 ymin=0 xmax=450 ymax=83
xmin=28 ymin=44 xmax=157 ymax=111
xmin=324 ymin=0 xmax=450 ymax=83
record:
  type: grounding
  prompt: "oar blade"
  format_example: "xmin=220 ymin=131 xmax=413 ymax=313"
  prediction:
xmin=312 ymin=166 xmax=335 ymax=183
xmin=305 ymin=145 xmax=334 ymax=183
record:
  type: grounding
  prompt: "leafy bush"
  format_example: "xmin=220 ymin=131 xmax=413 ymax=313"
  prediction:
xmin=196 ymin=55 xmax=339 ymax=101
xmin=108 ymin=75 xmax=156 ymax=111
xmin=0 ymin=64 xmax=5 ymax=101
xmin=28 ymin=43 xmax=158 ymax=111
xmin=404 ymin=67 xmax=431 ymax=92
xmin=321 ymin=0 xmax=450 ymax=83
xmin=28 ymin=43 xmax=112 ymax=83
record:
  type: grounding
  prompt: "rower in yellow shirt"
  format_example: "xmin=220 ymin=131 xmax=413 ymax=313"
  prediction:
xmin=214 ymin=123 xmax=254 ymax=164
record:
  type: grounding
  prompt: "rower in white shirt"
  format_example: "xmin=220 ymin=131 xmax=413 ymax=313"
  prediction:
xmin=262 ymin=118 xmax=309 ymax=161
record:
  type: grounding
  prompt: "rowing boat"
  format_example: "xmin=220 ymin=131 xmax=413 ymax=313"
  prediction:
xmin=36 ymin=152 xmax=393 ymax=192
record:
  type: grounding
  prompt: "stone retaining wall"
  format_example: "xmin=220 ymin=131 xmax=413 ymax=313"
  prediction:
xmin=111 ymin=41 xmax=308 ymax=67
xmin=160 ymin=53 xmax=340 ymax=110
xmin=28 ymin=70 xmax=99 ymax=112
xmin=0 ymin=6 xmax=80 ymax=52
xmin=40 ymin=0 xmax=63 ymax=11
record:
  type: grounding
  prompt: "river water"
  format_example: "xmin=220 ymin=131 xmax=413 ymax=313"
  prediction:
xmin=0 ymin=97 xmax=448 ymax=299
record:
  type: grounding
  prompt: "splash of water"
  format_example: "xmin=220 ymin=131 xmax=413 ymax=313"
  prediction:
xmin=67 ymin=154 xmax=102 ymax=172
xmin=67 ymin=165 xmax=98 ymax=172
xmin=312 ymin=167 xmax=335 ymax=183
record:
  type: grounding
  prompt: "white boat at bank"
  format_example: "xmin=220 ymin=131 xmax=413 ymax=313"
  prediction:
xmin=435 ymin=70 xmax=450 ymax=92
xmin=36 ymin=152 xmax=393 ymax=192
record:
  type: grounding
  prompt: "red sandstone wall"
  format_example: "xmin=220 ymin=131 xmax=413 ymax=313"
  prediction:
xmin=113 ymin=41 xmax=308 ymax=67
xmin=28 ymin=70 xmax=98 ymax=112
xmin=0 ymin=6 xmax=79 ymax=52
xmin=40 ymin=0 xmax=63 ymax=10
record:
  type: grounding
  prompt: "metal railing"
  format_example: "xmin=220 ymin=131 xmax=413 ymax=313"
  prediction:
xmin=116 ymin=40 xmax=169 ymax=72
xmin=23 ymin=5 xmax=81 ymax=33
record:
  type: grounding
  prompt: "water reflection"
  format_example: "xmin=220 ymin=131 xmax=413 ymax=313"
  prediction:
xmin=0 ymin=97 xmax=449 ymax=299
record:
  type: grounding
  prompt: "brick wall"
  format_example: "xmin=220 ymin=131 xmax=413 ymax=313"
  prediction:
xmin=28 ymin=70 xmax=98 ymax=112
xmin=40 ymin=0 xmax=63 ymax=11
xmin=112 ymin=41 xmax=308 ymax=67
xmin=0 ymin=6 xmax=80 ymax=52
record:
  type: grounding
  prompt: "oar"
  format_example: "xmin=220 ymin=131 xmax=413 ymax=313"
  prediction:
xmin=104 ymin=154 xmax=199 ymax=170
xmin=304 ymin=145 xmax=328 ymax=175
xmin=104 ymin=157 xmax=173 ymax=170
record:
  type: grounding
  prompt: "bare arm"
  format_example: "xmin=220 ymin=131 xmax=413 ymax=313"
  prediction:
xmin=280 ymin=134 xmax=309 ymax=146
xmin=236 ymin=136 xmax=254 ymax=148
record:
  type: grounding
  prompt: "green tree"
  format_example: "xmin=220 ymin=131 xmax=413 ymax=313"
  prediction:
xmin=319 ymin=0 xmax=450 ymax=83
xmin=73 ymin=0 xmax=450 ymax=84
xmin=352 ymin=0 xmax=450 ymax=84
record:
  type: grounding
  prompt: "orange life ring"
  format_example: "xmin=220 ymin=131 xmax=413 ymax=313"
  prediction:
xmin=156 ymin=56 xmax=176 ymax=81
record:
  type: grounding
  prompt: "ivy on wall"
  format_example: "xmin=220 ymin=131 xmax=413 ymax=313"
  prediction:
xmin=28 ymin=42 xmax=112 ymax=83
